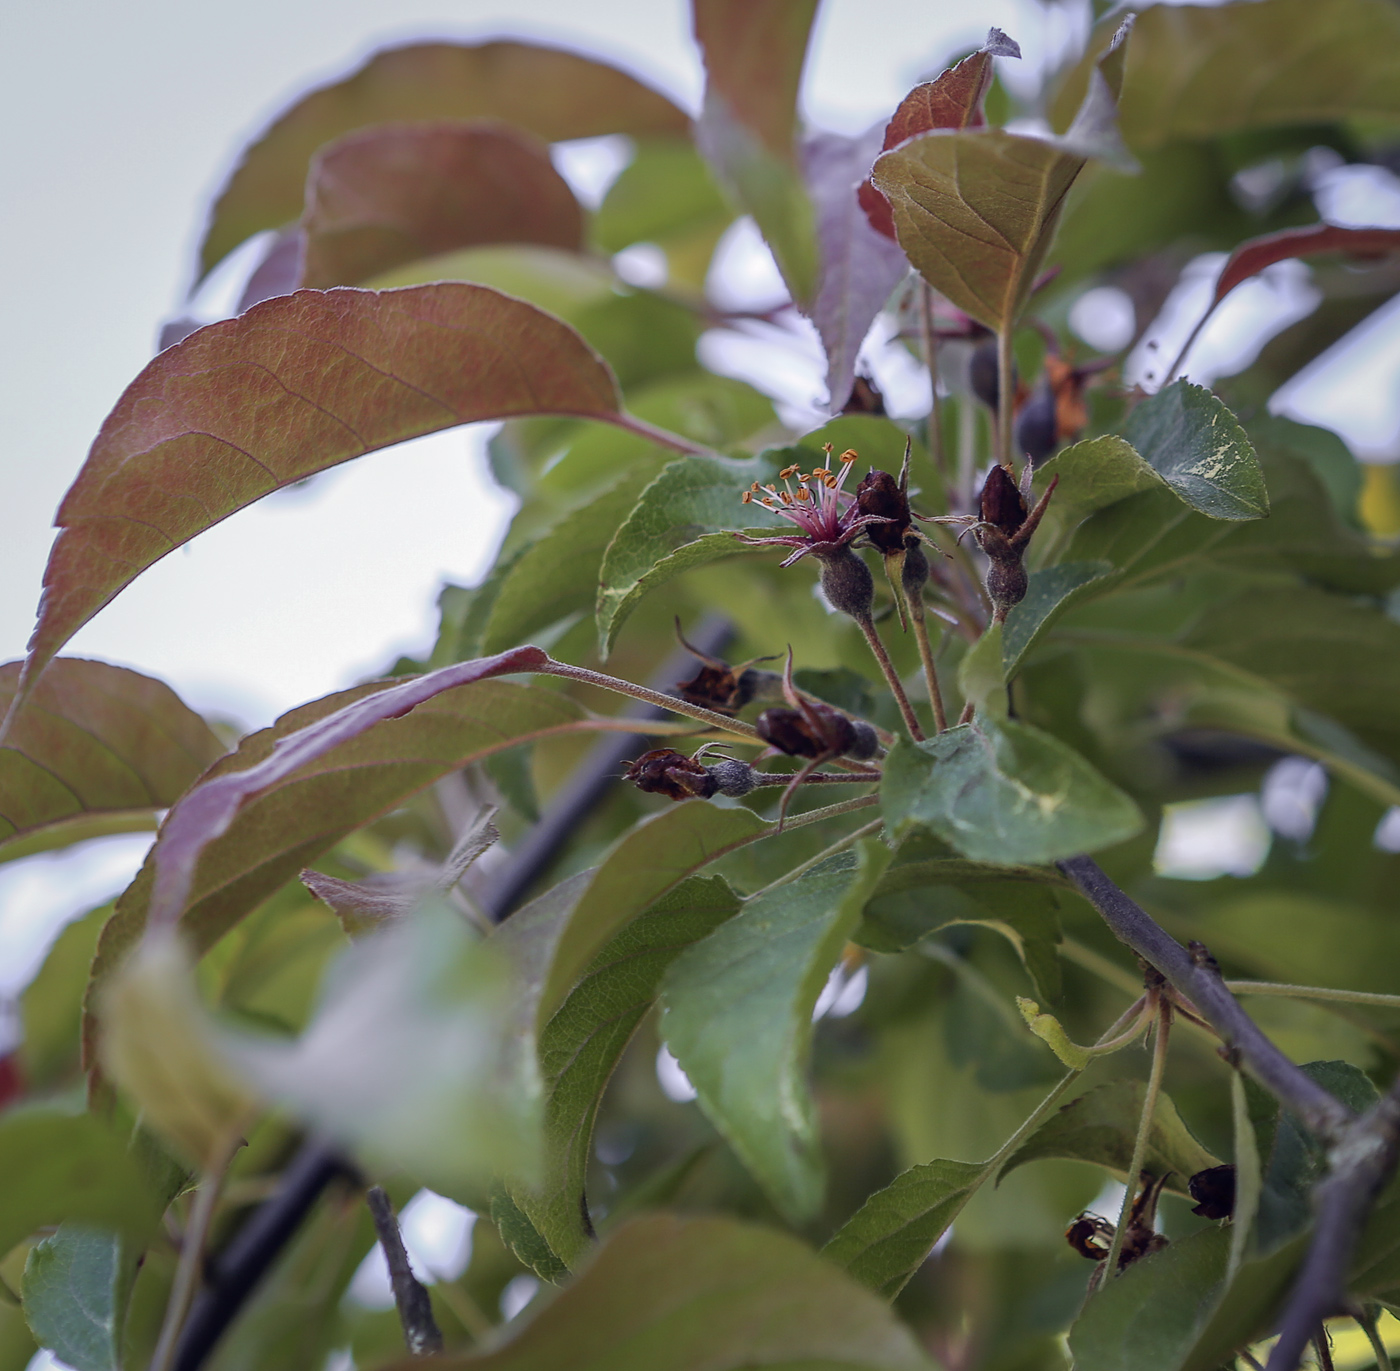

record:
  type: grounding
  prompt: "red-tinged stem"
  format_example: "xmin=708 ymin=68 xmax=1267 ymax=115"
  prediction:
xmin=609 ymin=412 xmax=713 ymax=456
xmin=855 ymin=617 xmax=924 ymax=741
xmin=910 ymin=605 xmax=948 ymax=732
xmin=996 ymin=325 xmax=1015 ymax=474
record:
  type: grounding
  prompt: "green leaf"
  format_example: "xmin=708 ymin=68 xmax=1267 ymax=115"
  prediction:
xmin=1031 ymin=436 xmax=1174 ymax=543
xmin=22 ymin=1227 xmax=133 ymax=1371
xmin=0 ymin=659 xmax=224 ymax=862
xmin=1001 ymin=562 xmax=1116 ymax=676
xmin=20 ymin=285 xmax=626 ymax=692
xmin=880 ymin=720 xmax=1143 ymax=865
xmin=199 ymin=39 xmax=687 ymax=278
xmin=596 ymin=452 xmax=776 ymax=655
xmin=998 ymin=1080 xmax=1222 ymax=1192
xmin=0 ymin=1108 xmax=163 ymax=1258
xmin=692 ymin=1 xmax=821 ymax=304
xmin=823 ymin=1158 xmax=989 ymax=1298
xmin=20 ymin=905 xmax=108 ymax=1090
xmin=1051 ymin=0 xmax=1400 ymax=150
xmin=1121 ymin=381 xmax=1268 ymax=521
xmin=510 ymin=876 xmax=740 ymax=1268
xmin=538 ymin=801 xmax=770 ymax=1026
xmin=593 ymin=138 xmax=732 ymax=255
xmin=426 ymin=1212 xmax=931 ymax=1371
xmin=489 ymin=1185 xmax=569 ymax=1284
xmin=660 ymin=843 xmax=891 ymax=1221
xmin=225 ymin=900 xmax=540 ymax=1197
xmin=1068 ymin=1227 xmax=1230 ymax=1371
xmin=298 ymin=123 xmax=584 ymax=289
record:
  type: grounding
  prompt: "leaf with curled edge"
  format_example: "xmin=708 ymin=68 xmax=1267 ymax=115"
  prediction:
xmin=0 ymin=659 xmax=225 ymax=862
xmin=198 ymin=40 xmax=687 ymax=280
xmin=871 ymin=20 xmax=1134 ymax=332
xmin=804 ymin=128 xmax=910 ymax=412
xmin=858 ymin=29 xmax=1021 ymax=242
xmin=77 ymin=649 xmax=695 ymax=1078
xmin=692 ymin=0 xmax=821 ymax=304
xmin=15 ymin=284 xmax=626 ymax=707
xmin=298 ymin=122 xmax=585 ymax=291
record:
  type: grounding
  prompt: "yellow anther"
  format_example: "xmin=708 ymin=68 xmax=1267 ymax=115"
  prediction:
xmin=795 ymin=487 xmax=811 ymax=501
xmin=780 ymin=491 xmax=794 ymax=504
xmin=839 ymin=448 xmax=858 ymax=464
xmin=822 ymin=442 xmax=834 ymax=454
xmin=741 ymin=490 xmax=753 ymax=503
xmin=823 ymin=475 xmax=838 ymax=488
xmin=778 ymin=464 xmax=800 ymax=480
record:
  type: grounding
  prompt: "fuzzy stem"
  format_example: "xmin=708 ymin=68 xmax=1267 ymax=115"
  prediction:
xmin=1356 ymin=1305 xmax=1395 ymax=1371
xmin=910 ymin=603 xmax=948 ymax=732
xmin=855 ymin=616 xmax=924 ymax=741
xmin=996 ymin=325 xmax=1015 ymax=473
xmin=537 ymin=658 xmax=760 ymax=741
xmin=751 ymin=769 xmax=880 ymax=786
xmin=919 ymin=284 xmax=948 ymax=489
xmin=1225 ymin=981 xmax=1400 ymax=1010
xmin=149 ymin=1156 xmax=232 ymax=1371
xmin=367 ymin=1187 xmax=444 ymax=1356
xmin=1103 ymin=1001 xmax=1172 ymax=1279
xmin=775 ymin=793 xmax=881 ymax=829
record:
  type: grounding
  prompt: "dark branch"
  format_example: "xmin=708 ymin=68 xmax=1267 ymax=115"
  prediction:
xmin=366 ymin=1187 xmax=443 ymax=1356
xmin=1265 ymin=1086 xmax=1400 ymax=1371
xmin=1057 ymin=856 xmax=1353 ymax=1140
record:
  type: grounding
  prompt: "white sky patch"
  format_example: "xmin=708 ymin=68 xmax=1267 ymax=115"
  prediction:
xmin=656 ymin=1044 xmax=698 ymax=1103
xmin=813 ymin=962 xmax=868 ymax=1020
xmin=499 ymin=1273 xmax=540 ymax=1322
xmin=1069 ymin=286 xmax=1136 ymax=353
xmin=1260 ymin=757 xmax=1328 ymax=843
xmin=1155 ymin=794 xmax=1272 ymax=881
xmin=549 ymin=133 xmax=632 ymax=210
xmin=1375 ymin=808 xmax=1400 ymax=854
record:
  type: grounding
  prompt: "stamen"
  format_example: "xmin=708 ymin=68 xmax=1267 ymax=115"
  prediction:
xmin=778 ymin=464 xmax=801 ymax=480
xmin=839 ymin=449 xmax=858 ymax=464
xmin=795 ymin=488 xmax=811 ymax=501
xmin=823 ymin=475 xmax=837 ymax=488
xmin=741 ymin=490 xmax=753 ymax=503
xmin=780 ymin=491 xmax=794 ymax=504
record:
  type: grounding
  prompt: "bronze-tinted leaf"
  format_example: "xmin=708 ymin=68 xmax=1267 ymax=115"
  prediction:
xmin=1211 ymin=224 xmax=1400 ymax=307
xmin=21 ymin=284 xmax=623 ymax=696
xmin=692 ymin=0 xmax=821 ymax=303
xmin=300 ymin=122 xmax=585 ymax=290
xmin=199 ymin=40 xmax=687 ymax=278
xmin=0 ymin=659 xmax=224 ymax=861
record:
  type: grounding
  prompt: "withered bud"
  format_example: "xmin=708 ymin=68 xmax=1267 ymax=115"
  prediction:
xmin=980 ymin=463 xmax=1026 ymax=538
xmin=756 ymin=703 xmax=877 ymax=762
xmin=855 ymin=469 xmax=910 ymax=555
xmin=819 ymin=548 xmax=875 ymax=622
xmin=676 ymin=662 xmax=759 ymax=716
xmin=623 ymin=749 xmax=717 ymax=801
xmin=1188 ymin=1165 xmax=1236 ymax=1221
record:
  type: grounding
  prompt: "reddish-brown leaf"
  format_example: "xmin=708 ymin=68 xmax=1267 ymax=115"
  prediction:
xmin=300 ymin=122 xmax=585 ymax=290
xmin=1214 ymin=224 xmax=1400 ymax=305
xmin=200 ymin=41 xmax=688 ymax=279
xmin=22 ymin=284 xmax=623 ymax=695
xmin=860 ymin=32 xmax=1019 ymax=242
xmin=0 ymin=659 xmax=225 ymax=861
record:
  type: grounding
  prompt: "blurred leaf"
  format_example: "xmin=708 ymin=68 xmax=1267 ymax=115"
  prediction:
xmin=692 ymin=0 xmax=820 ymax=303
xmin=0 ymin=1108 xmax=163 ymax=1257
xmin=82 ymin=655 xmax=695 ymax=1075
xmin=299 ymin=122 xmax=584 ymax=289
xmin=1068 ymin=1227 xmax=1230 ymax=1371
xmin=1247 ymin=414 xmax=1362 ymax=529
xmin=597 ymin=452 xmax=776 ymax=655
xmin=881 ymin=721 xmax=1142 ymax=864
xmin=823 ymin=1157 xmax=989 ymax=1298
xmin=20 ymin=904 xmax=108 ymax=1089
xmin=593 ymin=138 xmax=732 ymax=254
xmin=1121 ymin=381 xmax=1267 ymax=521
xmin=872 ymin=26 xmax=1132 ymax=332
xmin=1051 ymin=0 xmax=1400 ymax=148
xmin=0 ymin=659 xmax=223 ymax=862
xmin=1176 ymin=1236 xmax=1306 ymax=1371
xmin=20 ymin=286 xmax=626 ymax=691
xmin=199 ymin=39 xmax=687 ymax=278
xmin=660 ymin=843 xmax=890 ymax=1221
xmin=99 ymin=931 xmax=259 ymax=1170
xmin=538 ymin=801 xmax=770 ymax=1025
xmin=803 ymin=128 xmax=909 ymax=411
xmin=510 ymin=876 xmax=740 ymax=1268
xmin=22 ymin=1227 xmax=133 ymax=1371
xmin=1211 ymin=223 xmax=1400 ymax=310
xmin=404 ymin=1213 xmax=930 ymax=1371
xmin=999 ymin=1080 xmax=1221 ymax=1191
xmin=227 ymin=900 xmax=540 ymax=1197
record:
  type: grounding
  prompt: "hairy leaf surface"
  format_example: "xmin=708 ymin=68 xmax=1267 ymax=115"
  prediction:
xmin=22 ymin=1227 xmax=132 ymax=1371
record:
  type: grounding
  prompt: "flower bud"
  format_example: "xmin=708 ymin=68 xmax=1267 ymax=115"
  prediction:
xmin=819 ymin=548 xmax=875 ymax=622
xmin=855 ymin=469 xmax=910 ymax=555
xmin=901 ymin=540 xmax=930 ymax=599
xmin=846 ymin=720 xmax=880 ymax=761
xmin=709 ymin=758 xmax=758 ymax=797
xmin=623 ymin=749 xmax=718 ymax=801
xmin=980 ymin=463 xmax=1026 ymax=538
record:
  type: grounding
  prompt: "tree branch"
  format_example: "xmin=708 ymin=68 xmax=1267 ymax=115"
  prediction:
xmin=1056 ymin=857 xmax=1353 ymax=1140
xmin=366 ymin=1187 xmax=444 ymax=1356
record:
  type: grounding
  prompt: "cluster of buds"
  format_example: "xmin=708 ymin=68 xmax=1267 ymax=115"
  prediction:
xmin=1065 ymin=1170 xmax=1170 ymax=1293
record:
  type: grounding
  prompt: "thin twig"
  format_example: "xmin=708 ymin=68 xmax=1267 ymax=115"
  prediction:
xmin=1103 ymin=999 xmax=1171 ymax=1278
xmin=918 ymin=283 xmax=948 ymax=490
xmin=751 ymin=769 xmax=880 ymax=786
xmin=1264 ymin=1085 xmax=1400 ymax=1371
xmin=1226 ymin=981 xmax=1400 ymax=1011
xmin=150 ymin=1155 xmax=234 ymax=1371
xmin=1056 ymin=856 xmax=1354 ymax=1142
xmin=366 ymin=1187 xmax=444 ymax=1356
xmin=910 ymin=604 xmax=948 ymax=732
xmin=996 ymin=325 xmax=1015 ymax=473
xmin=856 ymin=616 xmax=924 ymax=740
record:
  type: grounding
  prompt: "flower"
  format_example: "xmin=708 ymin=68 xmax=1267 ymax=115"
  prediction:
xmin=735 ymin=445 xmax=892 ymax=567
